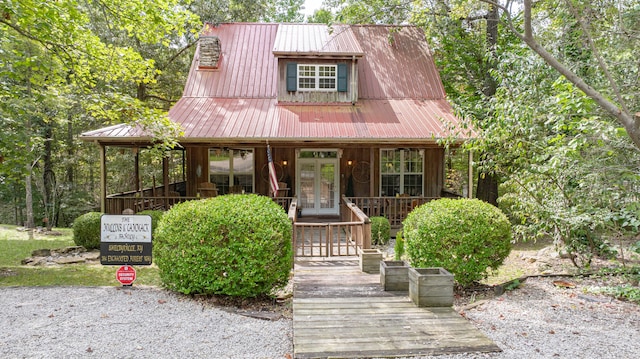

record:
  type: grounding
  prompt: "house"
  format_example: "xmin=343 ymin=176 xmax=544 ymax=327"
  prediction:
xmin=81 ymin=23 xmax=472 ymax=227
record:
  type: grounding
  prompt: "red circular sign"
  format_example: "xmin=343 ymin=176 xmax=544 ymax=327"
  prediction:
xmin=116 ymin=265 xmax=136 ymax=285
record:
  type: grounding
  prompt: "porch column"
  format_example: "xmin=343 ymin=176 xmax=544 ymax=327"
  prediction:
xmin=468 ymin=150 xmax=473 ymax=199
xmin=163 ymin=156 xmax=169 ymax=197
xmin=134 ymin=148 xmax=140 ymax=192
xmin=99 ymin=143 xmax=106 ymax=213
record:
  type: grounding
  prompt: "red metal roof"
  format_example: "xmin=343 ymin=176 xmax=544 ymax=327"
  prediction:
xmin=81 ymin=23 xmax=471 ymax=144
xmin=272 ymin=24 xmax=363 ymax=57
xmin=353 ymin=26 xmax=446 ymax=100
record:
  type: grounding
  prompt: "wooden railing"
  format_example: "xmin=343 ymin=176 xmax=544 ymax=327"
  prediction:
xmin=105 ymin=192 xmax=295 ymax=214
xmin=346 ymin=196 xmax=437 ymax=226
xmin=292 ymin=197 xmax=370 ymax=257
xmin=106 ymin=195 xmax=195 ymax=214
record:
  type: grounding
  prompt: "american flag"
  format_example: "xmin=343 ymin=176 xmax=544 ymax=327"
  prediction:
xmin=267 ymin=144 xmax=279 ymax=196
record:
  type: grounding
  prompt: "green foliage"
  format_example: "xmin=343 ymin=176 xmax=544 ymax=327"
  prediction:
xmin=137 ymin=210 xmax=164 ymax=236
xmin=72 ymin=212 xmax=103 ymax=250
xmin=394 ymin=230 xmax=405 ymax=260
xmin=588 ymin=285 xmax=640 ymax=304
xmin=403 ymin=198 xmax=512 ymax=287
xmin=370 ymin=216 xmax=390 ymax=245
xmin=154 ymin=194 xmax=292 ymax=298
xmin=485 ymin=52 xmax=640 ymax=268
xmin=504 ymin=279 xmax=521 ymax=291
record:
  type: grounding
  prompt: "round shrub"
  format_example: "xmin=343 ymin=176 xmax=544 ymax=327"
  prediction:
xmin=72 ymin=212 xmax=103 ymax=250
xmin=371 ymin=216 xmax=391 ymax=245
xmin=137 ymin=210 xmax=164 ymax=236
xmin=403 ymin=198 xmax=512 ymax=287
xmin=154 ymin=194 xmax=292 ymax=298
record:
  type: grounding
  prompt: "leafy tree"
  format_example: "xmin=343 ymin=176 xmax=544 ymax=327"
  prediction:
xmin=0 ymin=0 xmax=198 ymax=227
xmin=485 ymin=0 xmax=640 ymax=149
xmin=264 ymin=0 xmax=305 ymax=22
xmin=307 ymin=8 xmax=334 ymax=23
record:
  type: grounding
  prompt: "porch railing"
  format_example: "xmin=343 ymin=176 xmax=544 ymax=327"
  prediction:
xmin=106 ymin=192 xmax=295 ymax=214
xmin=104 ymin=191 xmax=432 ymax=228
xmin=346 ymin=196 xmax=437 ymax=226
xmin=292 ymin=197 xmax=370 ymax=257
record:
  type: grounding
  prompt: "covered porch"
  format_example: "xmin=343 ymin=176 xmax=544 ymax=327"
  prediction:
xmin=89 ymin=139 xmax=472 ymax=228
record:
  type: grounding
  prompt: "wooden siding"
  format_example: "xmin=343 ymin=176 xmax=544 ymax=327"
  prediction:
xmin=277 ymin=59 xmax=356 ymax=103
xmin=184 ymin=144 xmax=444 ymax=199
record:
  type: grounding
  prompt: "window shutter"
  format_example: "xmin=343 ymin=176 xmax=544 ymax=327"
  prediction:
xmin=286 ymin=63 xmax=297 ymax=92
xmin=337 ymin=63 xmax=348 ymax=92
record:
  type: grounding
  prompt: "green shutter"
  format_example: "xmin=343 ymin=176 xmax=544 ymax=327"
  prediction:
xmin=286 ymin=63 xmax=297 ymax=92
xmin=337 ymin=63 xmax=348 ymax=92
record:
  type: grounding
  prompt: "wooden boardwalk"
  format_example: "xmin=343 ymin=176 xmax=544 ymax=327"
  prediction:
xmin=293 ymin=258 xmax=501 ymax=359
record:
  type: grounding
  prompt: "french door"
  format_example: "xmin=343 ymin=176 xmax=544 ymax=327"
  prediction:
xmin=298 ymin=157 xmax=339 ymax=216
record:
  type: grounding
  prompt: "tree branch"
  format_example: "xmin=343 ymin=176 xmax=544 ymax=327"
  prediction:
xmin=479 ymin=0 xmax=640 ymax=149
xmin=565 ymin=0 xmax=629 ymax=115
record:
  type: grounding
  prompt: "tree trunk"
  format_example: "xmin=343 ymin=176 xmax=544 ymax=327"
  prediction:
xmin=476 ymin=3 xmax=500 ymax=205
xmin=476 ymin=172 xmax=499 ymax=206
xmin=25 ymin=163 xmax=34 ymax=239
xmin=66 ymin=115 xmax=74 ymax=186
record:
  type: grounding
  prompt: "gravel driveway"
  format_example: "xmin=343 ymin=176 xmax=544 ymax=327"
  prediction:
xmin=0 ymin=286 xmax=292 ymax=358
xmin=1 ymin=278 xmax=639 ymax=359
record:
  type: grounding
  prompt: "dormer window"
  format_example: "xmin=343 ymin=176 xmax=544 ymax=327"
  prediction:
xmin=298 ymin=65 xmax=336 ymax=91
xmin=287 ymin=62 xmax=348 ymax=93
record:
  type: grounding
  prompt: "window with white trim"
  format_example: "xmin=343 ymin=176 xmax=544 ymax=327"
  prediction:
xmin=380 ymin=149 xmax=423 ymax=196
xmin=298 ymin=64 xmax=337 ymax=91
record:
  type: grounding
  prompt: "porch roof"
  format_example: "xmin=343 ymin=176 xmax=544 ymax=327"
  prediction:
xmin=81 ymin=98 xmax=470 ymax=144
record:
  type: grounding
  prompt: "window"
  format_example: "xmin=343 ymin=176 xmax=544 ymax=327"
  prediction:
xmin=380 ymin=149 xmax=423 ymax=196
xmin=209 ymin=148 xmax=254 ymax=194
xmin=287 ymin=63 xmax=348 ymax=93
xmin=298 ymin=64 xmax=336 ymax=91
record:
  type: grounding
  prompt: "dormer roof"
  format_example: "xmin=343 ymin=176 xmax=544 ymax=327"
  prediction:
xmin=272 ymin=24 xmax=364 ymax=58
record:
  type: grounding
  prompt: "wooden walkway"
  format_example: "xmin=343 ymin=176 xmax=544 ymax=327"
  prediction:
xmin=293 ymin=258 xmax=501 ymax=359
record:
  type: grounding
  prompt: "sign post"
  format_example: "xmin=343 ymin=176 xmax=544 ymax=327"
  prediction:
xmin=100 ymin=214 xmax=153 ymax=286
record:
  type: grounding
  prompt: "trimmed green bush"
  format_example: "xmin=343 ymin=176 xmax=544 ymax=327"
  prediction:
xmin=154 ymin=194 xmax=292 ymax=298
xmin=137 ymin=210 xmax=164 ymax=236
xmin=72 ymin=212 xmax=103 ymax=250
xmin=394 ymin=230 xmax=405 ymax=260
xmin=403 ymin=198 xmax=512 ymax=287
xmin=371 ymin=216 xmax=391 ymax=245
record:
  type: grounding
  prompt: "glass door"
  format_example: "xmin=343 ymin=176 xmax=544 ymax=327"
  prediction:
xmin=298 ymin=153 xmax=339 ymax=216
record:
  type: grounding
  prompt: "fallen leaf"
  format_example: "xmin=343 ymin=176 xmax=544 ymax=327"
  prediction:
xmin=549 ymin=330 xmax=555 ymax=334
xmin=48 ymin=314 xmax=55 ymax=318
xmin=158 ymin=299 xmax=167 ymax=304
xmin=553 ymin=280 xmax=576 ymax=288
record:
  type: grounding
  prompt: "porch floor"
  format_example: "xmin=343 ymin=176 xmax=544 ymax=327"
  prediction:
xmin=293 ymin=258 xmax=501 ymax=358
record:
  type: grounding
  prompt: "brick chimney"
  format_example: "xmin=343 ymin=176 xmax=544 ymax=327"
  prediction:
xmin=199 ymin=36 xmax=222 ymax=69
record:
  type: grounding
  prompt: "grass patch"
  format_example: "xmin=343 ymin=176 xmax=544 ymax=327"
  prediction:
xmin=0 ymin=239 xmax=75 ymax=267
xmin=0 ymin=224 xmax=161 ymax=287
xmin=0 ymin=266 xmax=161 ymax=287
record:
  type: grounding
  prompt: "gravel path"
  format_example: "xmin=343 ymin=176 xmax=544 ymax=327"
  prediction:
xmin=0 ymin=286 xmax=292 ymax=359
xmin=1 ymin=278 xmax=639 ymax=359
xmin=405 ymin=277 xmax=640 ymax=359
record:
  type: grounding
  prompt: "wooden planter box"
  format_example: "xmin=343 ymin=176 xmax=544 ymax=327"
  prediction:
xmin=408 ymin=267 xmax=454 ymax=307
xmin=380 ymin=260 xmax=410 ymax=291
xmin=359 ymin=248 xmax=382 ymax=274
